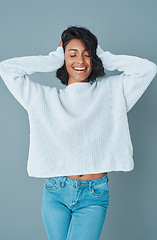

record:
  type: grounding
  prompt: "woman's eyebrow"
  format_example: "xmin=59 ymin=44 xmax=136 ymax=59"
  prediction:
xmin=68 ymin=49 xmax=88 ymax=52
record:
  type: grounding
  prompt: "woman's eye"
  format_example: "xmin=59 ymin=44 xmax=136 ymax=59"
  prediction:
xmin=70 ymin=54 xmax=90 ymax=57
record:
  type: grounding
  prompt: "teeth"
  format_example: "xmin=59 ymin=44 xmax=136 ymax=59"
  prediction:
xmin=74 ymin=67 xmax=86 ymax=70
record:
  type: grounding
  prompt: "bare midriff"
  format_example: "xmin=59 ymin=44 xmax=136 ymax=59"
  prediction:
xmin=66 ymin=172 xmax=107 ymax=181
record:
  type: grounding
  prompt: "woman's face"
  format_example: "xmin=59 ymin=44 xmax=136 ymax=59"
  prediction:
xmin=64 ymin=39 xmax=93 ymax=85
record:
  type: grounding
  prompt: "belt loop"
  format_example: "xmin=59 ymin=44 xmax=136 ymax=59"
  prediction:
xmin=89 ymin=180 xmax=92 ymax=192
xmin=106 ymin=173 xmax=109 ymax=182
xmin=62 ymin=176 xmax=67 ymax=187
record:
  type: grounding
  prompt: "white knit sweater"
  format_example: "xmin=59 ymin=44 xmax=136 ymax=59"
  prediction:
xmin=0 ymin=45 xmax=157 ymax=178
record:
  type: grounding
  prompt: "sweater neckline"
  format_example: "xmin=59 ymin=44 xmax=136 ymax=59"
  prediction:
xmin=65 ymin=82 xmax=92 ymax=89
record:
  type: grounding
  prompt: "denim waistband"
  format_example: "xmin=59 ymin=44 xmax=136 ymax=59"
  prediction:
xmin=48 ymin=173 xmax=108 ymax=187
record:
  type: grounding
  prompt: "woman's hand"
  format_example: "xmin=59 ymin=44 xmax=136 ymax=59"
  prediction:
xmin=58 ymin=40 xmax=63 ymax=47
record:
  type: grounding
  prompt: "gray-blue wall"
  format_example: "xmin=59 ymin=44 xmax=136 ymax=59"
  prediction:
xmin=0 ymin=0 xmax=157 ymax=239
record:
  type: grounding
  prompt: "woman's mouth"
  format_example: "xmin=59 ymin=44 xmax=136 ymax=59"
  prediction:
xmin=73 ymin=67 xmax=87 ymax=73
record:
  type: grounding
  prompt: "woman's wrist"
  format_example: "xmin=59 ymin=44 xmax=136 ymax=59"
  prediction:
xmin=96 ymin=44 xmax=105 ymax=58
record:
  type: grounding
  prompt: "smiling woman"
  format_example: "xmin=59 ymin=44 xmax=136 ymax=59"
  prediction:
xmin=57 ymin=26 xmax=107 ymax=181
xmin=1 ymin=23 xmax=156 ymax=240
xmin=64 ymin=39 xmax=93 ymax=86
xmin=56 ymin=25 xmax=106 ymax=86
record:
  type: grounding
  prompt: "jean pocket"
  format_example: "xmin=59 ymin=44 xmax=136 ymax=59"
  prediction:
xmin=44 ymin=178 xmax=60 ymax=191
xmin=91 ymin=180 xmax=109 ymax=196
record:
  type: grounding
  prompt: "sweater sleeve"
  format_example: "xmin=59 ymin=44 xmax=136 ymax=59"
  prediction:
xmin=96 ymin=45 xmax=157 ymax=112
xmin=0 ymin=46 xmax=64 ymax=110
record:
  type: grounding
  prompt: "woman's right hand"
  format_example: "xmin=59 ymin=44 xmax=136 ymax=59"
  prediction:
xmin=58 ymin=40 xmax=63 ymax=47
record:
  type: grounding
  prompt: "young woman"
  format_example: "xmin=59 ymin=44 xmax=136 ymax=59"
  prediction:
xmin=0 ymin=25 xmax=157 ymax=240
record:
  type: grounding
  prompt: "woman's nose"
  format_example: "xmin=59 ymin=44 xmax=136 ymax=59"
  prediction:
xmin=77 ymin=55 xmax=85 ymax=63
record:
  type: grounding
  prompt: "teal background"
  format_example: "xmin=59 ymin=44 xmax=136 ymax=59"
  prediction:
xmin=0 ymin=0 xmax=157 ymax=239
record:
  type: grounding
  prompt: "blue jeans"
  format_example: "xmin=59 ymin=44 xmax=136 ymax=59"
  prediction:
xmin=41 ymin=173 xmax=109 ymax=240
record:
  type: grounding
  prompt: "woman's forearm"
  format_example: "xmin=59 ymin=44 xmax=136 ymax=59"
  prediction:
xmin=97 ymin=44 xmax=157 ymax=113
xmin=96 ymin=44 xmax=157 ymax=77
xmin=0 ymin=46 xmax=64 ymax=110
xmin=0 ymin=46 xmax=64 ymax=76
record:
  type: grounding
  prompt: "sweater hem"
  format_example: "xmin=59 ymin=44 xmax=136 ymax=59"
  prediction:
xmin=27 ymin=166 xmax=134 ymax=178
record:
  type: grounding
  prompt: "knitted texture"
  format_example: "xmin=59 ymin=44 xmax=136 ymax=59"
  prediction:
xmin=0 ymin=45 xmax=157 ymax=177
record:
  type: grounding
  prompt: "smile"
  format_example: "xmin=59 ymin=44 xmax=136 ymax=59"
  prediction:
xmin=73 ymin=67 xmax=87 ymax=73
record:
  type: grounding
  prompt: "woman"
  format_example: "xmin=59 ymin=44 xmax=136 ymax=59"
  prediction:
xmin=0 ymin=25 xmax=156 ymax=240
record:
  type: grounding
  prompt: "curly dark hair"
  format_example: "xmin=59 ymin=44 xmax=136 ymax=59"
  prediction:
xmin=56 ymin=25 xmax=106 ymax=86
